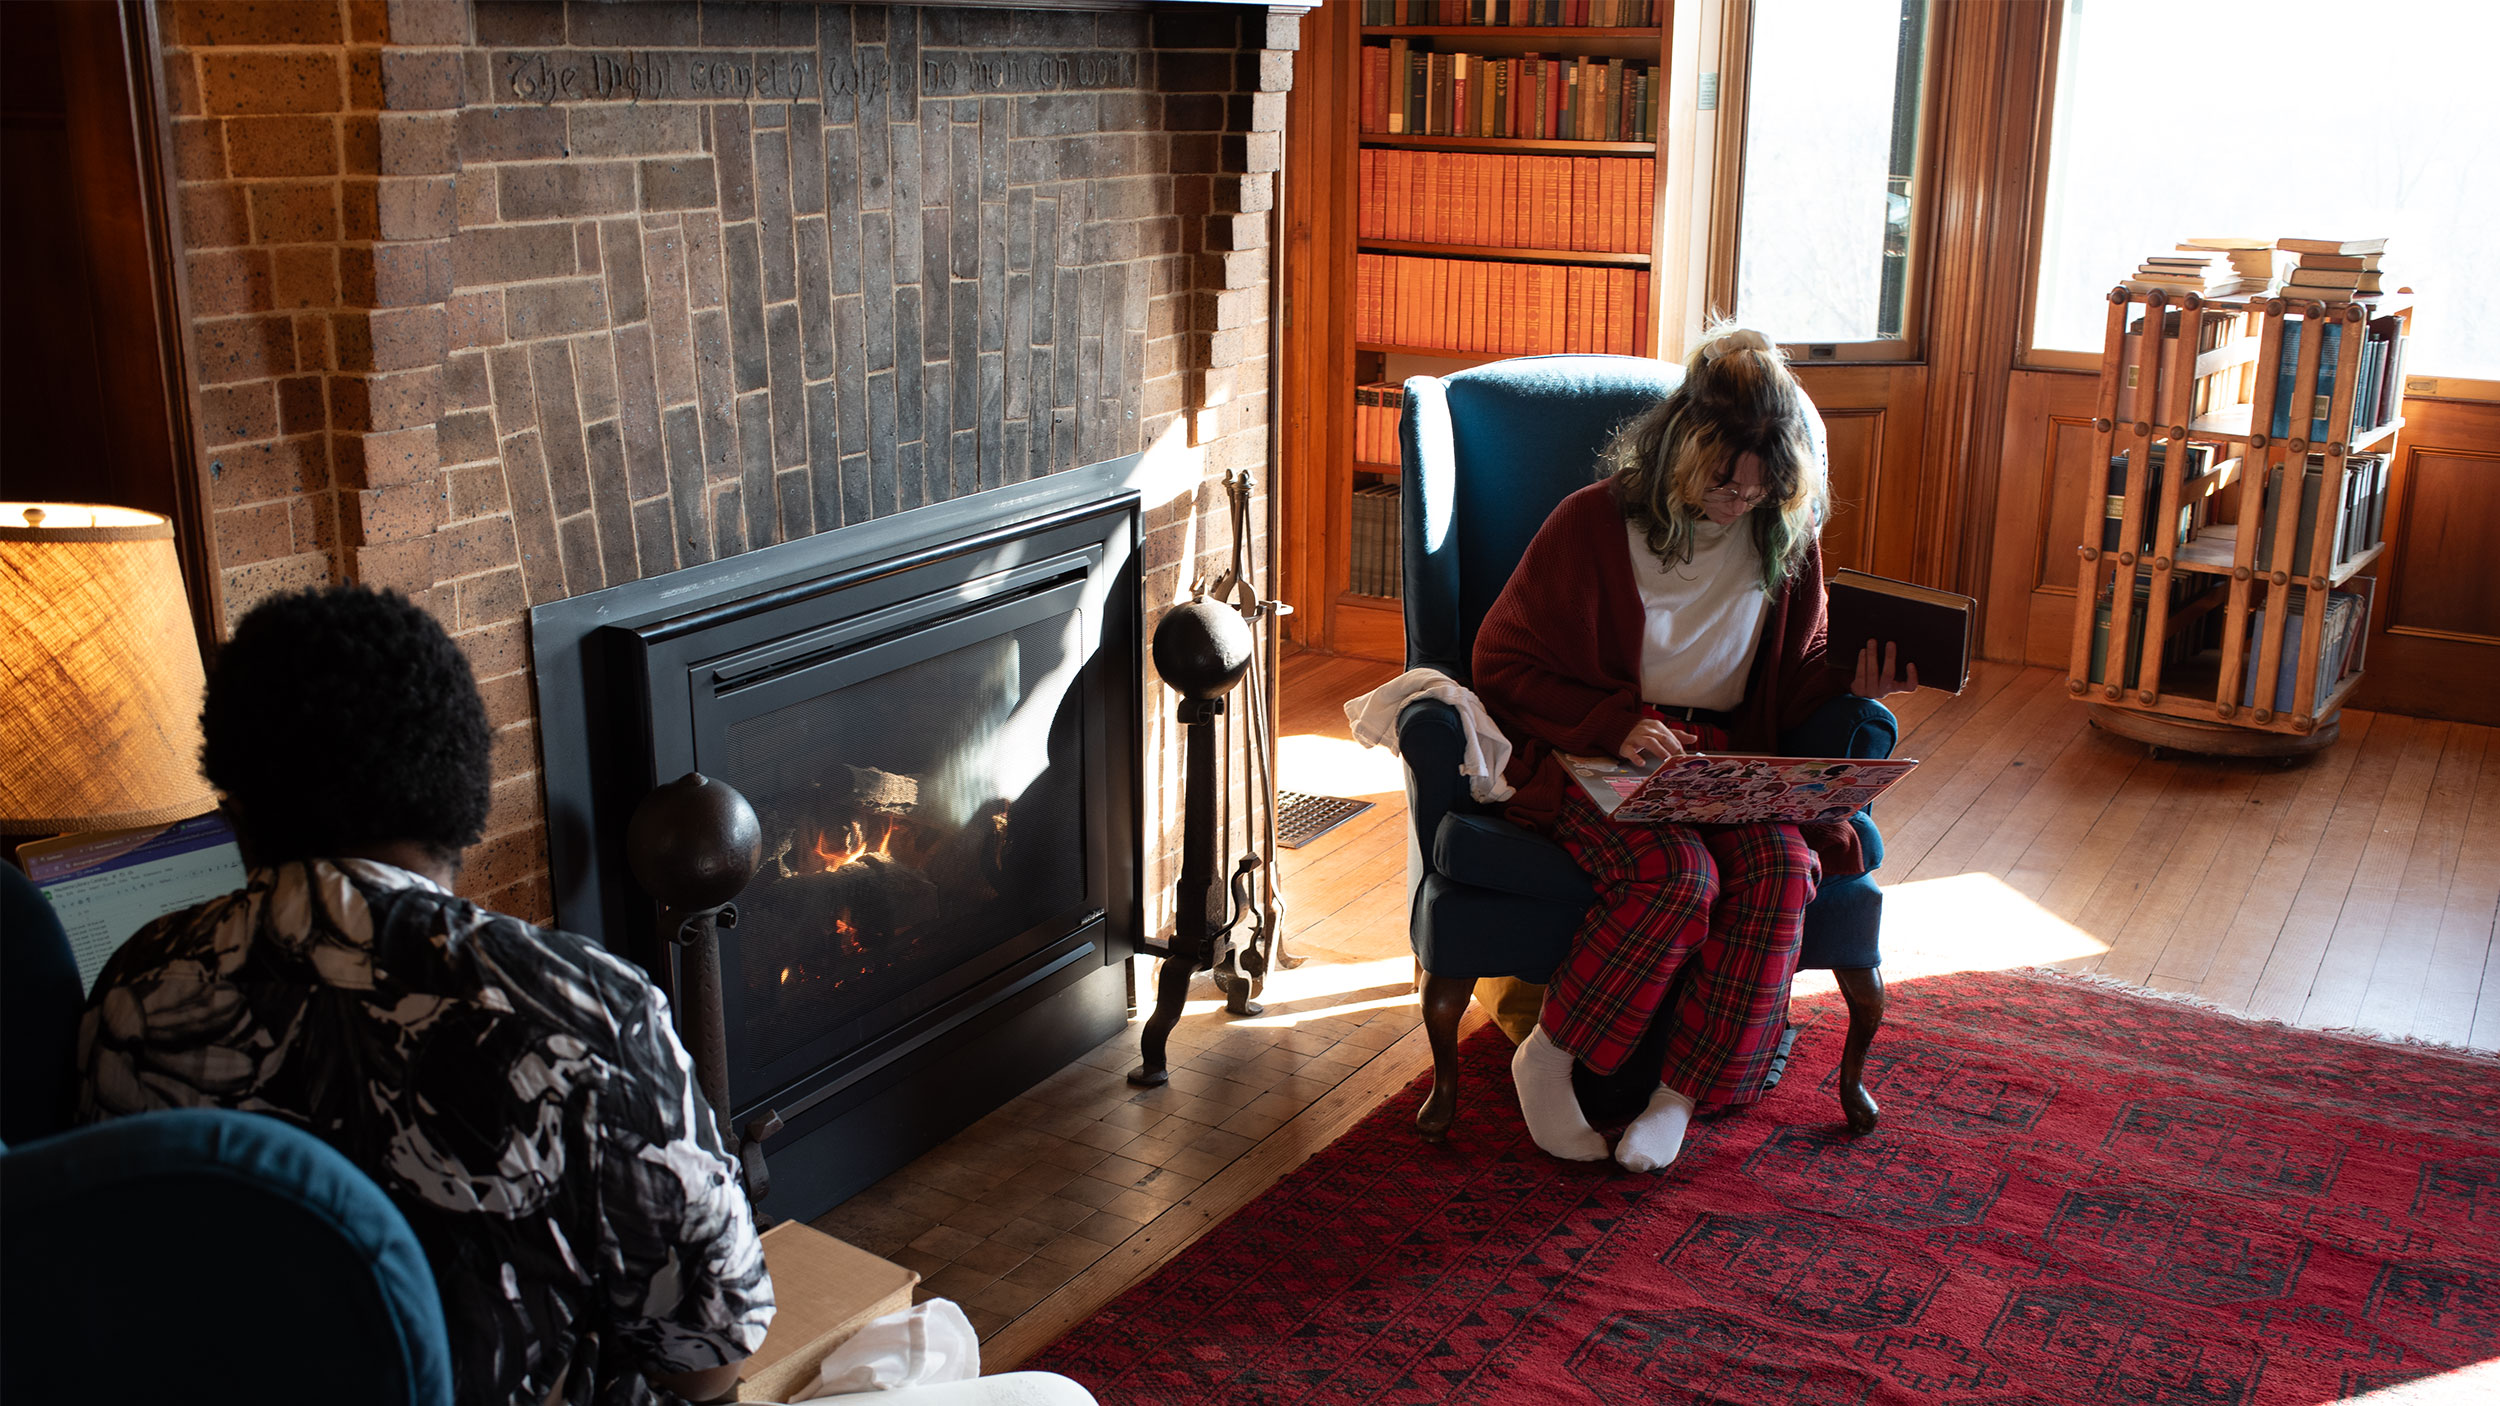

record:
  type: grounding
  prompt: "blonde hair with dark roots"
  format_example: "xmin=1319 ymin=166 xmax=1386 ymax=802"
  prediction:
xmin=1601 ymin=324 xmax=1828 ymax=591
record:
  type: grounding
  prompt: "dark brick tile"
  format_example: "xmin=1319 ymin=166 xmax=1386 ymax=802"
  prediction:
xmin=712 ymin=105 xmax=755 ymax=220
xmin=528 ymin=339 xmax=592 ymax=517
xmin=709 ymin=480 xmax=746 ymax=559
xmin=753 ymin=128 xmax=796 ymax=303
xmin=640 ymin=155 xmax=717 ymax=210
xmin=582 ymin=419 xmax=638 ymax=585
xmin=187 ymin=248 xmax=272 ymax=316
xmin=555 ymin=509 xmax=602 ymax=595
xmin=886 ymin=13 xmax=918 ymax=116
xmin=703 ymin=1 xmax=818 ymax=47
xmin=380 ymin=50 xmax=462 ymax=111
xmin=684 ymin=211 xmax=725 ymax=307
xmin=804 ymin=379 xmax=841 ymax=528
xmin=472 ymin=0 xmax=562 ymax=46
xmin=457 ymin=107 xmax=568 ymax=162
xmin=570 ymin=105 xmax=702 ymax=158
xmin=893 ymin=286 xmax=923 ymax=442
xmin=662 ymin=403 xmax=711 ymax=565
xmin=199 ymin=382 xmax=278 ymax=448
xmin=192 ymin=313 xmax=295 ymax=385
xmin=895 ymin=436 xmax=924 ymax=512
xmin=632 ymin=494 xmax=676 ymax=579
xmin=860 ymin=211 xmax=894 ymax=371
xmin=608 ymin=324 xmax=669 ymax=499
xmin=857 ymin=98 xmax=890 ymax=213
xmin=723 ymin=222 xmax=768 ymax=392
xmin=740 ymin=390 xmax=780 ymax=535
xmin=795 ymin=217 xmax=834 ymax=382
xmin=833 ymin=295 xmax=867 ymax=461
xmin=438 ymin=408 xmax=498 ymax=467
xmin=172 ymin=1 xmax=344 ymax=46
xmin=497 ymin=161 xmax=635 ymax=221
xmin=448 ymin=290 xmax=502 ymax=350
xmin=866 ymin=368 xmax=897 ymax=511
xmin=765 ymin=303 xmax=806 ymax=468
xmin=444 ymin=350 xmax=487 ymax=410
xmin=569 ymin=0 xmax=697 ymax=46
xmin=505 ymin=278 xmax=609 ymax=340
xmin=825 ymin=126 xmax=862 ymax=299
xmin=225 ymin=114 xmax=338 ymax=178
xmin=774 ymin=465 xmax=810 ymax=542
xmin=692 ymin=308 xmax=740 ymax=482
xmin=601 ymin=218 xmax=647 ymax=324
xmin=788 ymin=102 xmax=825 ymax=215
xmin=453 ymin=221 xmax=575 ymax=284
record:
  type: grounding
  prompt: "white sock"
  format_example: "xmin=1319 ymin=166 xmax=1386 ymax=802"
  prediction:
xmin=1614 ymin=1085 xmax=1698 ymax=1173
xmin=1511 ymin=1026 xmax=1607 ymax=1161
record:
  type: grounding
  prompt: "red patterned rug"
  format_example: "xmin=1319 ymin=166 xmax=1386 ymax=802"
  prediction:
xmin=1028 ymin=970 xmax=2500 ymax=1404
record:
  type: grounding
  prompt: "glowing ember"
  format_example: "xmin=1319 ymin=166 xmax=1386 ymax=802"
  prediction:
xmin=835 ymin=918 xmax=857 ymax=938
xmin=779 ymin=967 xmax=791 ymax=985
xmin=812 ymin=818 xmax=897 ymax=873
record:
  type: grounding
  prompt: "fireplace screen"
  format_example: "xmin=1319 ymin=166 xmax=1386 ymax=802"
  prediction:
xmin=709 ymin=602 xmax=1090 ymax=1087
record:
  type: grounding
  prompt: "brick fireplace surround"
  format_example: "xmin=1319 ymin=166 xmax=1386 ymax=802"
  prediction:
xmin=164 ymin=0 xmax=1296 ymax=926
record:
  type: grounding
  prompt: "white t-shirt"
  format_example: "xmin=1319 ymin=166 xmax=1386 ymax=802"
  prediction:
xmin=1627 ymin=518 xmax=1770 ymax=710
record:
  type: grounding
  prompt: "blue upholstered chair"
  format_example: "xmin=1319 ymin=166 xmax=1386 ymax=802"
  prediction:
xmin=1 ymin=865 xmax=454 ymax=1406
xmin=1395 ymin=354 xmax=1894 ymax=1142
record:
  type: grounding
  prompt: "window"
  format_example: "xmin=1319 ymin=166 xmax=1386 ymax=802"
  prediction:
xmin=2031 ymin=0 xmax=2500 ymax=379
xmin=1728 ymin=0 xmax=1932 ymax=351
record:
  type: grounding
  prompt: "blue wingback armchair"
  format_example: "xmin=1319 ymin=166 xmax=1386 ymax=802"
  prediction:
xmin=1395 ymin=354 xmax=1894 ymax=1142
xmin=1 ymin=864 xmax=454 ymax=1406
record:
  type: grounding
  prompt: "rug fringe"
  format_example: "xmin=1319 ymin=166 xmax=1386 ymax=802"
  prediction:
xmin=2010 ymin=966 xmax=2500 ymax=1065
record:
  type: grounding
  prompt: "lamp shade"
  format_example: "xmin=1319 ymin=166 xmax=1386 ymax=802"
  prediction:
xmin=0 ymin=503 xmax=216 ymax=835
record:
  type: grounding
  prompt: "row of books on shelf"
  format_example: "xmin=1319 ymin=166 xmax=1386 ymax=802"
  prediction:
xmin=1358 ymin=254 xmax=1651 ymax=355
xmin=2272 ymin=314 xmax=2407 ymax=441
xmin=2125 ymin=236 xmax=2391 ymax=301
xmin=1360 ymin=1 xmax=1660 ymax=24
xmin=1361 ymin=44 xmax=1661 ymax=142
xmin=1358 ymin=150 xmax=1653 ymax=254
xmin=2088 ymin=573 xmax=2370 ymax=714
xmin=2105 ymin=445 xmax=2387 ymax=574
xmin=1351 ymin=483 xmax=1405 ymax=599
xmin=2116 ymin=308 xmax=2247 ymax=425
xmin=1354 ymin=381 xmax=1408 ymax=465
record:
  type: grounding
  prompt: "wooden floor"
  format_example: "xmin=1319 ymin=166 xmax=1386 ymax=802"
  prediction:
xmin=811 ymin=650 xmax=2500 ymax=1372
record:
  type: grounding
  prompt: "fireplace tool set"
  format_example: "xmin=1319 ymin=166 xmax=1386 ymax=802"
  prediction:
xmin=1130 ymin=468 xmax=1293 ymax=1088
xmin=628 ymin=771 xmax=777 ymax=1209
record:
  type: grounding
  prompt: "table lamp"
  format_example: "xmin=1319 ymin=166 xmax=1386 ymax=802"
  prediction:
xmin=0 ymin=503 xmax=216 ymax=836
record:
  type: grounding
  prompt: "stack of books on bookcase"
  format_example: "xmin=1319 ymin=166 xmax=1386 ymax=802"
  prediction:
xmin=1358 ymin=151 xmax=1652 ymax=252
xmin=1360 ymin=45 xmax=1660 ymax=141
xmin=1350 ymin=483 xmax=1404 ymax=599
xmin=1357 ymin=255 xmax=1649 ymax=354
xmin=1360 ymin=2 xmax=1661 ymax=26
xmin=1354 ymin=381 xmax=1406 ymax=466
xmin=2243 ymin=582 xmax=2370 ymax=714
xmin=2278 ymin=236 xmax=2387 ymax=301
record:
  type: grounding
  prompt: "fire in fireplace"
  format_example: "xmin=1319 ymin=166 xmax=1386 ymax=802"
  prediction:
xmin=530 ymin=460 xmax=1143 ymax=1220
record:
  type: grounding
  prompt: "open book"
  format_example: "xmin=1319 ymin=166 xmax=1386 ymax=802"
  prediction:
xmin=1565 ymin=752 xmax=1920 ymax=826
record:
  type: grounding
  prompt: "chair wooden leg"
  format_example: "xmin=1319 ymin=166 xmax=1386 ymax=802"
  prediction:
xmin=1832 ymin=966 xmax=1885 ymax=1134
xmin=1415 ymin=973 xmax=1474 ymax=1142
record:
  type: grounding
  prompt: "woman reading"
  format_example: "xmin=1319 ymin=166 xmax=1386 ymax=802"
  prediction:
xmin=1472 ymin=326 xmax=1915 ymax=1172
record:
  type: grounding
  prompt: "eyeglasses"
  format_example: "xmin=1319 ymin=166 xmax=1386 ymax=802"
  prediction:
xmin=1704 ymin=483 xmax=1768 ymax=507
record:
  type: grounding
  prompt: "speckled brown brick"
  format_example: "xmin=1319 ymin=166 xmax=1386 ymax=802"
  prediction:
xmin=332 ymin=423 xmax=438 ymax=489
xmin=186 ymin=248 xmax=274 ymax=316
xmin=248 ymin=181 xmax=339 ymax=244
xmin=174 ymin=1 xmax=344 ymax=49
xmin=199 ymin=383 xmax=279 ymax=447
xmin=200 ymin=51 xmax=343 ymax=115
xmin=214 ymin=501 xmax=296 ymax=568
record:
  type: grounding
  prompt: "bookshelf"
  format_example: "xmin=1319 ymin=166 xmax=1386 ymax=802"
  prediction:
xmin=1328 ymin=5 xmax=1674 ymax=653
xmin=2070 ymin=285 xmax=2413 ymax=756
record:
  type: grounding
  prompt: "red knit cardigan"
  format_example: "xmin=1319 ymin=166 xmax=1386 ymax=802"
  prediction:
xmin=1471 ymin=479 xmax=1865 ymax=879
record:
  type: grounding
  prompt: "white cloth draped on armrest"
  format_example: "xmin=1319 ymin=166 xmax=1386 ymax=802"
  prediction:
xmin=1343 ymin=668 xmax=1516 ymax=804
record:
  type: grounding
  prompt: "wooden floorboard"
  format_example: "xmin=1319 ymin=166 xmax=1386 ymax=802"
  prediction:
xmin=816 ymin=654 xmax=2490 ymax=1374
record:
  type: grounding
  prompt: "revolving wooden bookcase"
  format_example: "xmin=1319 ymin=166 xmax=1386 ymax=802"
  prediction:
xmin=2069 ymin=285 xmax=2412 ymax=758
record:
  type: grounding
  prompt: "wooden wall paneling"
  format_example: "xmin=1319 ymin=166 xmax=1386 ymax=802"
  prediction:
xmin=2351 ymin=394 xmax=2500 ymax=723
xmin=1279 ymin=1 xmax=1357 ymax=650
xmin=1985 ymin=368 xmax=2098 ymax=666
xmin=1793 ymin=363 xmax=1927 ymax=580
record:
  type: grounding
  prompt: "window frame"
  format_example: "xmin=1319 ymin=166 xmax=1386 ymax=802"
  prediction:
xmin=1705 ymin=0 xmax=1945 ymax=365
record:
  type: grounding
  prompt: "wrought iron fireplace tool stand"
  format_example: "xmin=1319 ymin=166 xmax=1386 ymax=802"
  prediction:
xmin=1131 ymin=469 xmax=1294 ymax=1084
xmin=628 ymin=772 xmax=781 ymax=1211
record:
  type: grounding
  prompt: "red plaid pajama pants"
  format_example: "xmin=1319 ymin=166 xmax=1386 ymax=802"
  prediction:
xmin=1543 ymin=785 xmax=1817 ymax=1111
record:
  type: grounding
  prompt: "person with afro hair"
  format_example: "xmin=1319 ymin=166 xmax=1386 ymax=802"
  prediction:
xmin=75 ymin=585 xmax=774 ymax=1406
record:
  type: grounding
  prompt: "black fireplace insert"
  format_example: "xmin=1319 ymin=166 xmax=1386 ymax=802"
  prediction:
xmin=530 ymin=458 xmax=1143 ymax=1220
